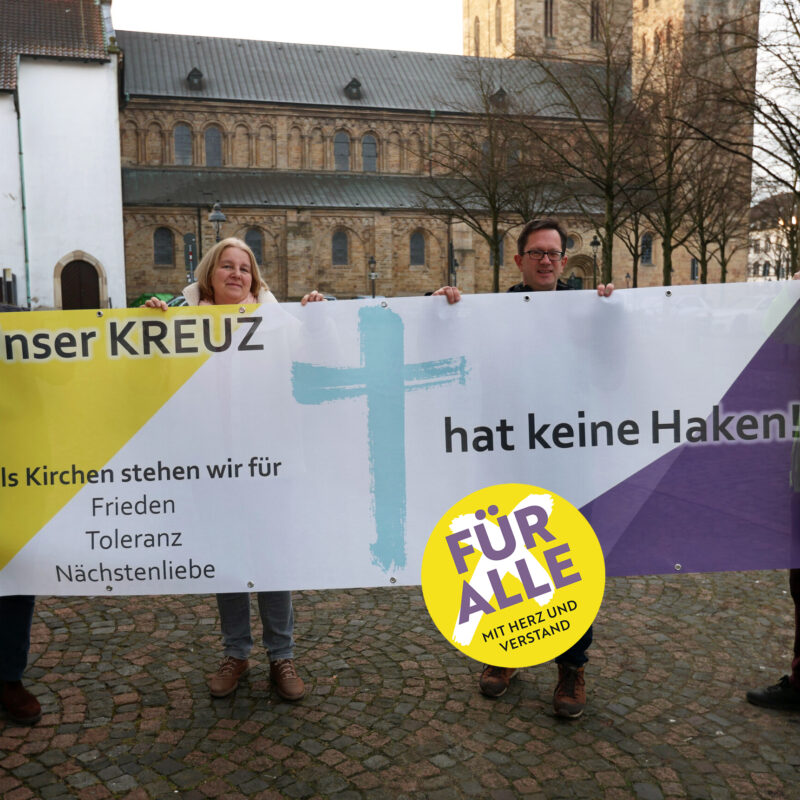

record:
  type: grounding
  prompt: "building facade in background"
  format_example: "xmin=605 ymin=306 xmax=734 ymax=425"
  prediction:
xmin=0 ymin=0 xmax=126 ymax=310
xmin=0 ymin=1 xmax=757 ymax=306
xmin=119 ymin=0 xmax=755 ymax=302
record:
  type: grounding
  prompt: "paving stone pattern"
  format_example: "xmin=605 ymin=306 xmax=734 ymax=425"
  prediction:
xmin=1 ymin=571 xmax=799 ymax=799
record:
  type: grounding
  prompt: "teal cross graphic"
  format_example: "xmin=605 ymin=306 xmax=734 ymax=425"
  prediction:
xmin=292 ymin=305 xmax=468 ymax=571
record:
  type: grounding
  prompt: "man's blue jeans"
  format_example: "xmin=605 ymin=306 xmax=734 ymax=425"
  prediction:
xmin=216 ymin=591 xmax=295 ymax=661
xmin=0 ymin=595 xmax=35 ymax=681
xmin=555 ymin=624 xmax=592 ymax=667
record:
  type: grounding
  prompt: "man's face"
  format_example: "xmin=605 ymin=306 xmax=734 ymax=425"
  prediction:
xmin=513 ymin=228 xmax=567 ymax=291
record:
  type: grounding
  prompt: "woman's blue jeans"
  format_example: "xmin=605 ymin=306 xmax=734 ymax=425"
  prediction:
xmin=216 ymin=591 xmax=295 ymax=661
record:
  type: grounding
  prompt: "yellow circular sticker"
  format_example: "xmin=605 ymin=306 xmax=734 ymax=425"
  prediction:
xmin=421 ymin=483 xmax=605 ymax=667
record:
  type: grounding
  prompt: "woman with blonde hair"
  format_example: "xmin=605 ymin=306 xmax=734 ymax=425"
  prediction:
xmin=146 ymin=236 xmax=323 ymax=700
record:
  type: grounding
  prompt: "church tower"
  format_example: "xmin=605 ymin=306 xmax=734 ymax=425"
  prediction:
xmin=463 ymin=0 xmax=758 ymax=66
xmin=463 ymin=0 xmax=631 ymax=61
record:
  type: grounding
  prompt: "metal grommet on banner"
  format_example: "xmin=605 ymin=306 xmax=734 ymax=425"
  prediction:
xmin=247 ymin=581 xmax=254 ymax=588
xmin=389 ymin=577 xmax=396 ymax=584
xmin=674 ymin=563 xmax=682 ymax=571
xmin=665 ymin=290 xmax=672 ymax=298
xmin=381 ymin=301 xmax=388 ymax=308
xmin=96 ymin=311 xmax=103 ymax=318
xmin=239 ymin=306 xmax=246 ymax=314
xmin=105 ymin=585 xmax=113 ymax=592
xmin=523 ymin=295 xmax=531 ymax=302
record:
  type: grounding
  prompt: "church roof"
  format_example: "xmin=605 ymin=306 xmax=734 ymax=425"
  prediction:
xmin=122 ymin=167 xmax=586 ymax=216
xmin=123 ymin=168 xmax=443 ymax=211
xmin=116 ymin=30 xmax=604 ymax=117
xmin=0 ymin=0 xmax=109 ymax=92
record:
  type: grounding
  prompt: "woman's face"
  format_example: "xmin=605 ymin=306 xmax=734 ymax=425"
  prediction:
xmin=210 ymin=246 xmax=254 ymax=305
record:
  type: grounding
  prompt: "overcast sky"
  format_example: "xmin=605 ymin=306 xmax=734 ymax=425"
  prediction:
xmin=110 ymin=0 xmax=464 ymax=54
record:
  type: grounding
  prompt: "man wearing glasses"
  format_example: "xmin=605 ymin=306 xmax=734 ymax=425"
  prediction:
xmin=435 ymin=217 xmax=613 ymax=717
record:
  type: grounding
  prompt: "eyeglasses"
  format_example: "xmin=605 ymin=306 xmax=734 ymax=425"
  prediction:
xmin=522 ymin=249 xmax=564 ymax=261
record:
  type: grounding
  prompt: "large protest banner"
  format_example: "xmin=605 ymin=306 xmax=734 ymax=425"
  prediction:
xmin=1 ymin=281 xmax=799 ymax=596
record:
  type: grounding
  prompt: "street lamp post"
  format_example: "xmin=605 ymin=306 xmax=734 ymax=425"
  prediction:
xmin=209 ymin=202 xmax=226 ymax=243
xmin=778 ymin=213 xmax=798 ymax=278
xmin=368 ymin=255 xmax=378 ymax=298
xmin=590 ymin=234 xmax=600 ymax=288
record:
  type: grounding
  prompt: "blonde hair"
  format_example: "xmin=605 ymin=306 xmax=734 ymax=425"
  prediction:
xmin=195 ymin=237 xmax=268 ymax=303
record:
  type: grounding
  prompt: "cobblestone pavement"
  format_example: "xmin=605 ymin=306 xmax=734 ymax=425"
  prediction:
xmin=2 ymin=570 xmax=799 ymax=799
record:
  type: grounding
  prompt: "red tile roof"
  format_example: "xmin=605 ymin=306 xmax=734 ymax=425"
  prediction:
xmin=1 ymin=0 xmax=109 ymax=92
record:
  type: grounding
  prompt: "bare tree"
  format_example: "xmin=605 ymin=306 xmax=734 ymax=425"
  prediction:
xmin=681 ymin=141 xmax=750 ymax=284
xmin=751 ymin=183 xmax=800 ymax=279
xmin=681 ymin=0 xmax=797 ymax=272
xmin=515 ymin=0 xmax=651 ymax=285
xmin=420 ymin=59 xmax=557 ymax=292
xmin=614 ymin=196 xmax=649 ymax=288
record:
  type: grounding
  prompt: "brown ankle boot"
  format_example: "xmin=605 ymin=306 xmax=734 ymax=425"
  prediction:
xmin=553 ymin=664 xmax=586 ymax=719
xmin=479 ymin=665 xmax=518 ymax=698
xmin=208 ymin=657 xmax=249 ymax=698
xmin=0 ymin=681 xmax=42 ymax=725
xmin=270 ymin=659 xmax=305 ymax=701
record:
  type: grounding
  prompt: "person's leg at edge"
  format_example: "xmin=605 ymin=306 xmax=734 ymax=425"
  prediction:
xmin=209 ymin=592 xmax=253 ymax=697
xmin=790 ymin=567 xmax=800 ymax=689
xmin=0 ymin=595 xmax=42 ymax=724
xmin=745 ymin=492 xmax=800 ymax=710
xmin=258 ymin=591 xmax=305 ymax=700
xmin=553 ymin=625 xmax=592 ymax=719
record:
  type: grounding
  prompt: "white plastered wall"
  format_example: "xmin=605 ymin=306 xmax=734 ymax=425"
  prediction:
xmin=15 ymin=56 xmax=125 ymax=309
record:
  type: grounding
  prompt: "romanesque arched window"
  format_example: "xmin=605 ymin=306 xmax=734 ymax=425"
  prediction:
xmin=332 ymin=230 xmax=349 ymax=265
xmin=154 ymin=227 xmax=174 ymax=266
xmin=245 ymin=228 xmax=264 ymax=266
xmin=410 ymin=231 xmax=425 ymax=266
xmin=205 ymin=126 xmax=223 ymax=167
xmin=362 ymin=134 xmax=378 ymax=172
xmin=174 ymin=124 xmax=192 ymax=165
xmin=490 ymin=238 xmax=504 ymax=267
xmin=334 ymin=131 xmax=351 ymax=171
xmin=507 ymin=141 xmax=521 ymax=168
xmin=641 ymin=233 xmax=653 ymax=265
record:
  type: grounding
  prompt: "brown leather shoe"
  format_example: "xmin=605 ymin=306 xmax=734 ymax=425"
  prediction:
xmin=553 ymin=664 xmax=586 ymax=718
xmin=270 ymin=659 xmax=305 ymax=701
xmin=0 ymin=681 xmax=42 ymax=725
xmin=208 ymin=657 xmax=249 ymax=698
xmin=479 ymin=665 xmax=518 ymax=698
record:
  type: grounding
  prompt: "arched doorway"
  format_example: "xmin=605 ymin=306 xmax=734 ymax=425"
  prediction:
xmin=61 ymin=260 xmax=100 ymax=309
xmin=565 ymin=254 xmax=593 ymax=289
xmin=54 ymin=251 xmax=109 ymax=309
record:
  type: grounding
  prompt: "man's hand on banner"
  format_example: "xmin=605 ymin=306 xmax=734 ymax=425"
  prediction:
xmin=431 ymin=286 xmax=462 ymax=304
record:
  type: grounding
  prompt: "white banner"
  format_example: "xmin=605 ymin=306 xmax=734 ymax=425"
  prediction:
xmin=1 ymin=281 xmax=799 ymax=595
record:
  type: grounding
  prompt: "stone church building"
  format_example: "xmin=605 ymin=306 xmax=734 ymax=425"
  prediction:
xmin=119 ymin=0 xmax=752 ymax=303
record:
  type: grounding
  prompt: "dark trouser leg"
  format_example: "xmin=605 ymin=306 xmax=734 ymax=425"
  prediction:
xmin=555 ymin=624 xmax=593 ymax=667
xmin=0 ymin=595 xmax=35 ymax=681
